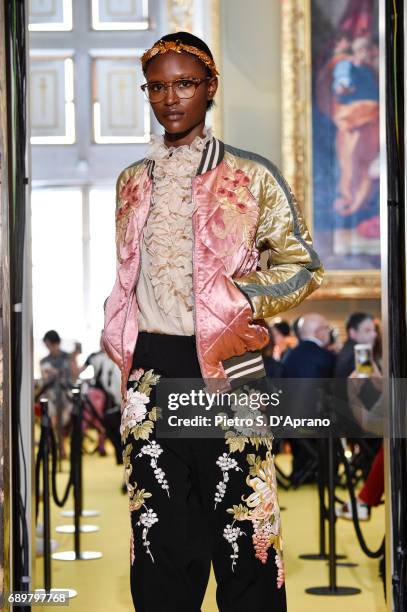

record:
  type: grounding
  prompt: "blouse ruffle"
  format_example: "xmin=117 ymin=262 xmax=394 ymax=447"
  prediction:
xmin=141 ymin=128 xmax=212 ymax=320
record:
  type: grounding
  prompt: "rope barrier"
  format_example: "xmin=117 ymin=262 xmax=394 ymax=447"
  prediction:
xmin=337 ymin=440 xmax=385 ymax=559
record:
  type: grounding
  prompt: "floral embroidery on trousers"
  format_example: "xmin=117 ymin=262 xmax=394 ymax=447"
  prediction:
xmin=122 ymin=368 xmax=164 ymax=564
xmin=221 ymin=440 xmax=285 ymax=588
xmin=122 ymin=368 xmax=285 ymax=591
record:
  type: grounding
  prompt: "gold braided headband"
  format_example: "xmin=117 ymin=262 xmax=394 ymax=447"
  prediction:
xmin=141 ymin=40 xmax=219 ymax=76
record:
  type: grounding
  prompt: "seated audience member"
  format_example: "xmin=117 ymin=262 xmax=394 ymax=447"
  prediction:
xmin=284 ymin=313 xmax=336 ymax=378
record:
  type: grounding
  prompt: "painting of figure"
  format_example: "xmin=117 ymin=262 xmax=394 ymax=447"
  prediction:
xmin=312 ymin=0 xmax=380 ymax=270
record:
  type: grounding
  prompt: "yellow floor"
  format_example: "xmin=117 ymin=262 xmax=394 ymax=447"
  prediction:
xmin=34 ymin=441 xmax=387 ymax=612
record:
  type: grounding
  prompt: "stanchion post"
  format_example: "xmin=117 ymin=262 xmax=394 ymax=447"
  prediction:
xmin=327 ymin=435 xmax=337 ymax=589
xmin=52 ymin=386 xmax=102 ymax=562
xmin=36 ymin=399 xmax=78 ymax=599
xmin=72 ymin=388 xmax=81 ymax=558
xmin=56 ymin=385 xmax=100 ymax=531
xmin=318 ymin=438 xmax=326 ymax=557
xmin=40 ymin=399 xmax=51 ymax=592
xmin=306 ymin=432 xmax=361 ymax=596
xmin=60 ymin=382 xmax=100 ymax=520
xmin=299 ymin=438 xmax=330 ymax=560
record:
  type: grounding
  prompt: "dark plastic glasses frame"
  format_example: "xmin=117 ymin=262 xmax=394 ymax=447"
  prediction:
xmin=140 ymin=77 xmax=211 ymax=102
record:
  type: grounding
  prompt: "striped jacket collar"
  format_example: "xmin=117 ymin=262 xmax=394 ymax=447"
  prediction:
xmin=145 ymin=136 xmax=225 ymax=178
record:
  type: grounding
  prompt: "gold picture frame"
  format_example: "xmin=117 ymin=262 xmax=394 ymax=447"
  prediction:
xmin=281 ymin=0 xmax=381 ymax=299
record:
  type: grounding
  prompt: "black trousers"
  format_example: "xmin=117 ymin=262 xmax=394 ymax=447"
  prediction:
xmin=122 ymin=332 xmax=287 ymax=612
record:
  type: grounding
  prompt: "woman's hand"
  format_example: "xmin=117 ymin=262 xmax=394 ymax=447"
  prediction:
xmin=349 ymin=361 xmax=383 ymax=393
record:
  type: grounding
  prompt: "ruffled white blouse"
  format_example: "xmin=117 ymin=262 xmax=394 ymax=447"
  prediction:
xmin=136 ymin=128 xmax=213 ymax=335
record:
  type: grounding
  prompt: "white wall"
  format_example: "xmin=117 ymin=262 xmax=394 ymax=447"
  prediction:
xmin=220 ymin=0 xmax=282 ymax=165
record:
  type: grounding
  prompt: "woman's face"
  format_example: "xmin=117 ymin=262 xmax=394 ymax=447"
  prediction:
xmin=144 ymin=50 xmax=217 ymax=138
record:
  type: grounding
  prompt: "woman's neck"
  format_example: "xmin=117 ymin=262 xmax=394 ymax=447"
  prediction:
xmin=163 ymin=122 xmax=206 ymax=148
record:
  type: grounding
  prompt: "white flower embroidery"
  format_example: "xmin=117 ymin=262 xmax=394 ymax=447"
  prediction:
xmin=137 ymin=441 xmax=170 ymax=496
xmin=214 ymin=453 xmax=242 ymax=508
xmin=137 ymin=506 xmax=159 ymax=562
xmin=223 ymin=522 xmax=246 ymax=571
xmin=120 ymin=388 xmax=150 ymax=437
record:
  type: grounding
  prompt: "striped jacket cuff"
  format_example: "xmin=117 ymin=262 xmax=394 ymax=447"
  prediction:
xmin=222 ymin=351 xmax=266 ymax=387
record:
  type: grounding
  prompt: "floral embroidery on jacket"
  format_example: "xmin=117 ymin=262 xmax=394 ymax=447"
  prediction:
xmin=210 ymin=168 xmax=258 ymax=250
xmin=115 ymin=168 xmax=144 ymax=258
xmin=117 ymin=176 xmax=140 ymax=220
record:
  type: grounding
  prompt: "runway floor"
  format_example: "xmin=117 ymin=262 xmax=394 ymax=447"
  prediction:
xmin=34 ymin=439 xmax=387 ymax=612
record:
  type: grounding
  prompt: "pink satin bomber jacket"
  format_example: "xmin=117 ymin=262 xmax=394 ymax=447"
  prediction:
xmin=102 ymin=137 xmax=324 ymax=397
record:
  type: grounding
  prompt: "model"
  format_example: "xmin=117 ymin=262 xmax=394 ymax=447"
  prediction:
xmin=102 ymin=30 xmax=323 ymax=612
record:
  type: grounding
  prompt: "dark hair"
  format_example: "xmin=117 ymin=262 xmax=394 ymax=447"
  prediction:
xmin=273 ymin=321 xmax=291 ymax=337
xmin=144 ymin=31 xmax=216 ymax=110
xmin=346 ymin=312 xmax=373 ymax=334
xmin=43 ymin=330 xmax=61 ymax=344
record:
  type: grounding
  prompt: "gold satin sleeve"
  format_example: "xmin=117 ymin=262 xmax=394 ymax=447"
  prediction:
xmin=234 ymin=168 xmax=324 ymax=319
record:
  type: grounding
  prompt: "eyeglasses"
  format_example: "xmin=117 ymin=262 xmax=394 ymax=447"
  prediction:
xmin=140 ymin=77 xmax=211 ymax=103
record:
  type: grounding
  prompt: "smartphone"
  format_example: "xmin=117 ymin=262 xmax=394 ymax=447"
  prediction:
xmin=354 ymin=344 xmax=373 ymax=377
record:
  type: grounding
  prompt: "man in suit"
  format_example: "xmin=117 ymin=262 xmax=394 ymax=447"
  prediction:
xmin=284 ymin=313 xmax=336 ymax=378
xmin=283 ymin=314 xmax=336 ymax=485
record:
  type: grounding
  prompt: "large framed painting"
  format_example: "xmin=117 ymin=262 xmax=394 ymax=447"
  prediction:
xmin=282 ymin=0 xmax=381 ymax=298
